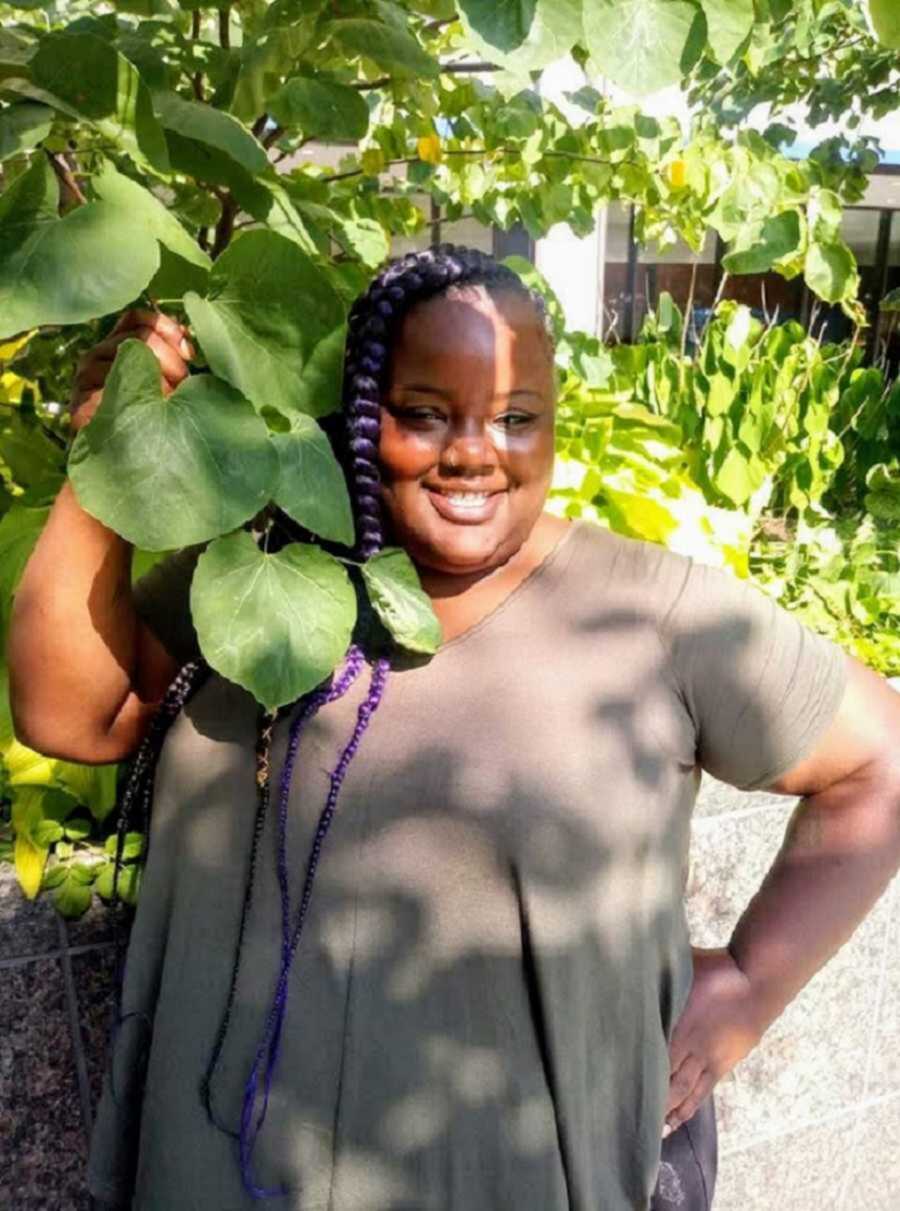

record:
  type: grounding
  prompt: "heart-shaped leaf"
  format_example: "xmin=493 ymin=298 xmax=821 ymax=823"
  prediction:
xmin=361 ymin=547 xmax=442 ymax=655
xmin=190 ymin=530 xmax=357 ymax=709
xmin=458 ymin=0 xmax=536 ymax=51
xmin=272 ymin=414 xmax=354 ymax=546
xmin=700 ymin=0 xmax=753 ymax=63
xmin=0 ymin=158 xmax=160 ymax=339
xmin=804 ymin=240 xmax=858 ymax=304
xmin=29 ymin=32 xmax=169 ymax=172
xmin=68 ymin=340 xmax=277 ymax=550
xmin=184 ymin=229 xmax=345 ymax=417
xmin=722 ymin=211 xmax=801 ymax=275
xmin=582 ymin=0 xmax=698 ymax=96
xmin=0 ymin=102 xmax=52 ymax=161
xmin=154 ymin=91 xmax=268 ymax=175
xmin=92 ymin=161 xmax=211 ymax=274
xmin=269 ymin=76 xmax=370 ymax=141
xmin=330 ymin=19 xmax=440 ymax=77
xmin=459 ymin=0 xmax=580 ymax=71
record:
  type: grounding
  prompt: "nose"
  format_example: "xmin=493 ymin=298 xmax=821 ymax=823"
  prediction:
xmin=440 ymin=421 xmax=496 ymax=477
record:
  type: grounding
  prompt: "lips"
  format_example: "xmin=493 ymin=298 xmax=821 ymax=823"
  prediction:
xmin=425 ymin=487 xmax=504 ymax=525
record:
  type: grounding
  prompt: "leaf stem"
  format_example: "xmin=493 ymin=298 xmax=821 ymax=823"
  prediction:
xmin=45 ymin=150 xmax=86 ymax=208
xmin=191 ymin=9 xmax=205 ymax=102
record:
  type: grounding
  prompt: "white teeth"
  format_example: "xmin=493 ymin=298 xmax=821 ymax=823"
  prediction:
xmin=446 ymin=493 xmax=489 ymax=506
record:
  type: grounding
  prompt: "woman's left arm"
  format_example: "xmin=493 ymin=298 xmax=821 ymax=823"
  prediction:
xmin=665 ymin=655 xmax=900 ymax=1136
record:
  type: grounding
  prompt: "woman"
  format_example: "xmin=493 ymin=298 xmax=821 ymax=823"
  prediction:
xmin=8 ymin=246 xmax=900 ymax=1211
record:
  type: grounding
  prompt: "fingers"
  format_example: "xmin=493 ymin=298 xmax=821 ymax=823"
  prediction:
xmin=111 ymin=308 xmax=194 ymax=360
xmin=75 ymin=327 xmax=190 ymax=392
xmin=666 ymin=1053 xmax=704 ymax=1118
xmin=664 ymin=1067 xmax=714 ymax=1138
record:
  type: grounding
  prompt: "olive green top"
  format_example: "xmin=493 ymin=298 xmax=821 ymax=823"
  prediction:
xmin=87 ymin=520 xmax=847 ymax=1211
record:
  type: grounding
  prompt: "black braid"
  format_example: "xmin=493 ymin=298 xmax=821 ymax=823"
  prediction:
xmin=341 ymin=243 xmax=552 ymax=558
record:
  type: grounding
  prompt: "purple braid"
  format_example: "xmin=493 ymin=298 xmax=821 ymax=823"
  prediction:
xmin=238 ymin=655 xmax=390 ymax=1198
xmin=341 ymin=243 xmax=551 ymax=559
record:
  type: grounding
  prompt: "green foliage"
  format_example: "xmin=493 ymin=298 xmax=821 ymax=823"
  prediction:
xmin=0 ymin=0 xmax=896 ymax=910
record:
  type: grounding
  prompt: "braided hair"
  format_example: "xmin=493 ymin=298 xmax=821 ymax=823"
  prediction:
xmin=109 ymin=244 xmax=551 ymax=1200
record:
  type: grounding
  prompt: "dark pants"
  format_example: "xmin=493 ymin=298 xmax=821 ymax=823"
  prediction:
xmin=650 ymin=1096 xmax=717 ymax=1211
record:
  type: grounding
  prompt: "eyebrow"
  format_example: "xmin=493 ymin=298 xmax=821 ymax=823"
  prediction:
xmin=397 ymin=384 xmax=545 ymax=401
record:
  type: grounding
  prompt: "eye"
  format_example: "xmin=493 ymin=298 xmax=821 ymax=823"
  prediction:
xmin=494 ymin=411 xmax=536 ymax=430
xmin=386 ymin=403 xmax=446 ymax=426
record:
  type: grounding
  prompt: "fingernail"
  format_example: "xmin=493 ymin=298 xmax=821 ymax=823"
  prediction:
xmin=662 ymin=1123 xmax=672 ymax=1139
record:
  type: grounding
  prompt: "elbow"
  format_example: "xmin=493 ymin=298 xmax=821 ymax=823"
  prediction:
xmin=8 ymin=683 xmax=135 ymax=766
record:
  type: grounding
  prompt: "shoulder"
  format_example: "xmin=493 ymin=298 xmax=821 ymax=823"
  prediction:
xmin=559 ymin=519 xmax=696 ymax=626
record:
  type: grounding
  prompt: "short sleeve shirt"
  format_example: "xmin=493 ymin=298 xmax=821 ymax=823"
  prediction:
xmin=89 ymin=519 xmax=848 ymax=1211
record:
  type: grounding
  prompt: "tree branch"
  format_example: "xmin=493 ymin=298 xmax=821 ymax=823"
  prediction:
xmin=191 ymin=9 xmax=204 ymax=102
xmin=45 ymin=150 xmax=86 ymax=208
xmin=263 ymin=124 xmax=284 ymax=149
xmin=218 ymin=6 xmax=231 ymax=50
xmin=212 ymin=193 xmax=238 ymax=257
xmin=350 ymin=59 xmax=501 ymax=92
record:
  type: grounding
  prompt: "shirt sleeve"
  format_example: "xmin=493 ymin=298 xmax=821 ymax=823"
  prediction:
xmin=131 ymin=545 xmax=204 ymax=667
xmin=659 ymin=559 xmax=849 ymax=792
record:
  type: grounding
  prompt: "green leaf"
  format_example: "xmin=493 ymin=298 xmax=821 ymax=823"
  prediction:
xmin=865 ymin=463 xmax=900 ymax=521
xmin=879 ymin=287 xmax=900 ymax=313
xmin=104 ymin=831 xmax=144 ymax=860
xmin=54 ymin=762 xmax=118 ymax=823
xmin=41 ymin=863 xmax=68 ymax=891
xmin=699 ymin=0 xmax=753 ymax=63
xmin=0 ymin=102 xmax=52 ymax=161
xmin=95 ymin=859 xmax=141 ymax=904
xmin=330 ymin=19 xmax=440 ymax=78
xmin=0 ymin=504 xmax=49 ymax=644
xmin=190 ymin=531 xmax=357 ymax=709
xmin=582 ymin=0 xmax=699 ymax=96
xmin=269 ymin=76 xmax=369 ymax=141
xmin=722 ymin=211 xmax=801 ymax=275
xmin=271 ymin=415 xmax=355 ymax=545
xmin=292 ymin=324 xmax=347 ymax=418
xmin=184 ymin=229 xmax=344 ymax=417
xmin=29 ymin=33 xmax=169 ymax=172
xmin=14 ymin=832 xmax=47 ymax=900
xmin=0 ymin=158 xmax=160 ymax=340
xmin=804 ymin=240 xmax=857 ymax=304
xmin=68 ymin=341 xmax=277 ymax=551
xmin=869 ymin=0 xmax=900 ymax=48
xmin=713 ymin=446 xmax=764 ymax=506
xmin=460 ymin=0 xmax=580 ymax=71
xmin=457 ymin=0 xmax=536 ymax=52
xmin=338 ymin=216 xmax=389 ymax=269
xmin=154 ymin=91 xmax=268 ymax=175
xmin=53 ymin=873 xmax=93 ymax=917
xmin=91 ymin=161 xmax=211 ymax=274
xmin=361 ymin=548 xmax=442 ymax=655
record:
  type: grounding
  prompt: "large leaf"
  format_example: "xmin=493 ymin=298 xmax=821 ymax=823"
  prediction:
xmin=460 ymin=0 xmax=580 ymax=71
xmin=0 ymin=102 xmax=51 ymax=161
xmin=292 ymin=323 xmax=347 ymax=417
xmin=269 ymin=76 xmax=369 ymax=141
xmin=29 ymin=33 xmax=169 ymax=172
xmin=804 ymin=240 xmax=857 ymax=304
xmin=190 ymin=530 xmax=357 ymax=709
xmin=184 ymin=229 xmax=344 ymax=418
xmin=583 ymin=0 xmax=699 ymax=96
xmin=91 ymin=161 xmax=211 ymax=274
xmin=272 ymin=414 xmax=355 ymax=545
xmin=153 ymin=91 xmax=268 ymax=175
xmin=230 ymin=22 xmax=320 ymax=122
xmin=0 ymin=158 xmax=160 ymax=340
xmin=330 ymin=19 xmax=440 ymax=78
xmin=700 ymin=0 xmax=753 ymax=63
xmin=869 ymin=0 xmax=900 ymax=48
xmin=0 ymin=504 xmax=49 ymax=642
xmin=361 ymin=548 xmax=442 ymax=655
xmin=457 ymin=0 xmax=537 ymax=52
xmin=68 ymin=341 xmax=277 ymax=550
xmin=722 ymin=211 xmax=801 ymax=275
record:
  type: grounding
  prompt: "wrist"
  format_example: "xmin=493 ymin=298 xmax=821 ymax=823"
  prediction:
xmin=725 ymin=939 xmax=787 ymax=1036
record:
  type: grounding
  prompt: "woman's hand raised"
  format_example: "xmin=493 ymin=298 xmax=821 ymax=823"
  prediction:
xmin=69 ymin=309 xmax=194 ymax=433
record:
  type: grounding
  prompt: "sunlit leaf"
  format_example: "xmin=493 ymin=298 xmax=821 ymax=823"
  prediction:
xmin=190 ymin=530 xmax=357 ymax=709
xmin=583 ymin=0 xmax=698 ymax=96
xmin=361 ymin=548 xmax=442 ymax=654
xmin=69 ymin=341 xmax=277 ymax=550
xmin=272 ymin=414 xmax=355 ymax=546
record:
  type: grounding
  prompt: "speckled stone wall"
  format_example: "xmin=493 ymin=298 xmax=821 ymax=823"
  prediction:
xmin=2 ymin=710 xmax=899 ymax=1210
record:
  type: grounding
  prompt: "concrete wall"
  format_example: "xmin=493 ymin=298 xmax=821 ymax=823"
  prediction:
xmin=3 ymin=766 xmax=898 ymax=1209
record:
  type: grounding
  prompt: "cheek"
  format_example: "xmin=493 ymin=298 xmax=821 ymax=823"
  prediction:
xmin=377 ymin=413 xmax=439 ymax=484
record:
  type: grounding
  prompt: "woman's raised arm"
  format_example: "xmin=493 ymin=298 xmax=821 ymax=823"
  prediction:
xmin=7 ymin=311 xmax=192 ymax=765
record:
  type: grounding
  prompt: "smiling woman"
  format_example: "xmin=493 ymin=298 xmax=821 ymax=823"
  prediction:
xmin=8 ymin=246 xmax=900 ymax=1211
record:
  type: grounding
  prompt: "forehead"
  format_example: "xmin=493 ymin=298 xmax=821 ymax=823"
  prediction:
xmin=390 ymin=286 xmax=552 ymax=378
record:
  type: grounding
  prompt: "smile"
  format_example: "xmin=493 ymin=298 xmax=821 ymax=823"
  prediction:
xmin=425 ymin=487 xmax=503 ymax=525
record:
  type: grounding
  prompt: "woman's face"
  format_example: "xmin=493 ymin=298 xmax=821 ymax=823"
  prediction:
xmin=378 ymin=286 xmax=556 ymax=577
